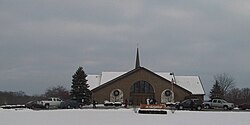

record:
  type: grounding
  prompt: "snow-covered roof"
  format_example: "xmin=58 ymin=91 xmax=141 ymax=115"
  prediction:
xmin=175 ymin=76 xmax=205 ymax=95
xmin=87 ymin=75 xmax=101 ymax=90
xmin=87 ymin=71 xmax=205 ymax=95
xmin=87 ymin=72 xmax=126 ymax=90
xmin=100 ymin=72 xmax=126 ymax=84
xmin=155 ymin=72 xmax=174 ymax=81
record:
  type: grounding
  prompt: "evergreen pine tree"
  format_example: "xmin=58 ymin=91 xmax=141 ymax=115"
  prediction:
xmin=70 ymin=67 xmax=91 ymax=105
xmin=210 ymin=80 xmax=224 ymax=99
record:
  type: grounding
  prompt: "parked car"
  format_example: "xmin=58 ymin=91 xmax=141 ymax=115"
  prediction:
xmin=238 ymin=103 xmax=250 ymax=110
xmin=59 ymin=100 xmax=83 ymax=109
xmin=25 ymin=101 xmax=45 ymax=109
xmin=176 ymin=99 xmax=203 ymax=110
xmin=37 ymin=97 xmax=63 ymax=109
xmin=203 ymin=99 xmax=234 ymax=110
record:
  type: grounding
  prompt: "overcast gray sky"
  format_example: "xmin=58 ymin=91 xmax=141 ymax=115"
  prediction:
xmin=1 ymin=0 xmax=250 ymax=96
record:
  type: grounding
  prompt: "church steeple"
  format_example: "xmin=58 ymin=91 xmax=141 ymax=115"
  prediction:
xmin=135 ymin=47 xmax=140 ymax=69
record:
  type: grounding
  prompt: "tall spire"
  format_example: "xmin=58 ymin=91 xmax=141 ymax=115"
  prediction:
xmin=135 ymin=47 xmax=140 ymax=69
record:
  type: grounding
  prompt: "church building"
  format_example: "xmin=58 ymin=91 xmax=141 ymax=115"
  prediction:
xmin=87 ymin=48 xmax=205 ymax=105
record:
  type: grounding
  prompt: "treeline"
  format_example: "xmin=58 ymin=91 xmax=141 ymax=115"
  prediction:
xmin=225 ymin=88 xmax=250 ymax=105
xmin=0 ymin=67 xmax=93 ymax=106
xmin=0 ymin=91 xmax=42 ymax=105
xmin=0 ymin=85 xmax=70 ymax=105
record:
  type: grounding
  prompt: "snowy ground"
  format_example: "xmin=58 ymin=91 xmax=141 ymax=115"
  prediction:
xmin=0 ymin=108 xmax=249 ymax=125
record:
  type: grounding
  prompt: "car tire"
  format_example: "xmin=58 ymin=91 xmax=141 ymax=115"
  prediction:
xmin=67 ymin=105 xmax=71 ymax=109
xmin=78 ymin=104 xmax=82 ymax=109
xmin=31 ymin=105 xmax=35 ymax=109
xmin=179 ymin=105 xmax=184 ymax=110
xmin=223 ymin=105 xmax=228 ymax=110
xmin=205 ymin=105 xmax=210 ymax=109
xmin=45 ymin=104 xmax=49 ymax=109
xmin=196 ymin=106 xmax=202 ymax=111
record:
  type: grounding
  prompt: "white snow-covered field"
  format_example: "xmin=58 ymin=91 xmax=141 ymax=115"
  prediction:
xmin=0 ymin=108 xmax=249 ymax=125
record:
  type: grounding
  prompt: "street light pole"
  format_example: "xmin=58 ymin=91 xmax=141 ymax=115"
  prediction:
xmin=170 ymin=72 xmax=176 ymax=102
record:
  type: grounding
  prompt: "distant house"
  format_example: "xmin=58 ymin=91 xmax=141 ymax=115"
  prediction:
xmin=87 ymin=48 xmax=205 ymax=105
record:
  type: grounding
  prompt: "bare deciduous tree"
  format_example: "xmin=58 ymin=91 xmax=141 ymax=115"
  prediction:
xmin=241 ymin=88 xmax=250 ymax=101
xmin=44 ymin=85 xmax=70 ymax=100
xmin=225 ymin=88 xmax=241 ymax=103
xmin=225 ymin=88 xmax=250 ymax=105
xmin=214 ymin=73 xmax=235 ymax=96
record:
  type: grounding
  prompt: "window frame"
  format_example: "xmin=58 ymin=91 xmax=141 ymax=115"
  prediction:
xmin=130 ymin=81 xmax=154 ymax=94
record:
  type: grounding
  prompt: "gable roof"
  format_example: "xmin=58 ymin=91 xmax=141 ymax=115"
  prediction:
xmin=88 ymin=67 xmax=204 ymax=95
xmin=175 ymin=76 xmax=205 ymax=95
xmin=90 ymin=67 xmax=142 ymax=92
xmin=86 ymin=75 xmax=101 ymax=90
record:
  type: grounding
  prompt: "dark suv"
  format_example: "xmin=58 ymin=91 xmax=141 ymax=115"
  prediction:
xmin=59 ymin=100 xmax=83 ymax=109
xmin=176 ymin=99 xmax=203 ymax=110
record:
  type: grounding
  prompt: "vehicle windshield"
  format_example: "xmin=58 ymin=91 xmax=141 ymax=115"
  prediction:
xmin=182 ymin=100 xmax=189 ymax=103
xmin=194 ymin=100 xmax=201 ymax=103
xmin=221 ymin=100 xmax=227 ymax=103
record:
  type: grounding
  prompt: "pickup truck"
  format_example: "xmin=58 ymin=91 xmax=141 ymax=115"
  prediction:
xmin=203 ymin=99 xmax=234 ymax=110
xmin=37 ymin=97 xmax=63 ymax=109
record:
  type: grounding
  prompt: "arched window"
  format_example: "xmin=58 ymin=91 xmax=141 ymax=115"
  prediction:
xmin=129 ymin=81 xmax=155 ymax=105
xmin=130 ymin=81 xmax=154 ymax=93
xmin=110 ymin=89 xmax=123 ymax=102
xmin=161 ymin=89 xmax=174 ymax=103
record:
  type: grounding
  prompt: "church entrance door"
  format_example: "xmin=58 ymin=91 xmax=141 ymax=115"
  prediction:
xmin=129 ymin=81 xmax=155 ymax=105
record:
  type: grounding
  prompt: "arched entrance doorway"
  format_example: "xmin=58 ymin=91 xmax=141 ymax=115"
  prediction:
xmin=129 ymin=80 xmax=155 ymax=105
